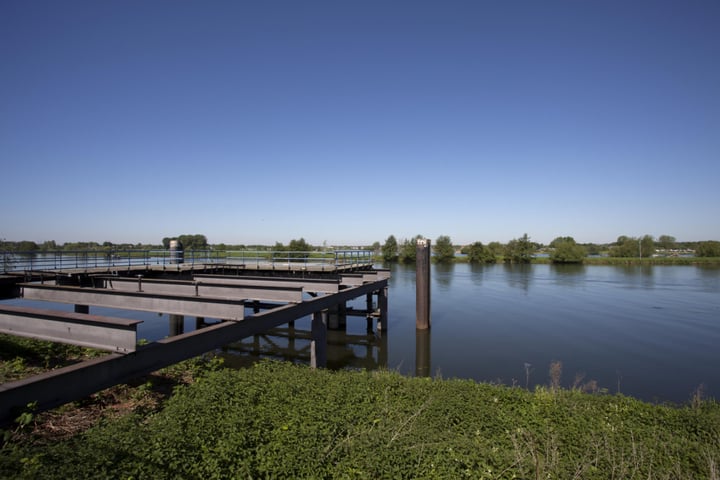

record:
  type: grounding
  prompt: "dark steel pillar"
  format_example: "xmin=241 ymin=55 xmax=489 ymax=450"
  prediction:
xmin=311 ymin=310 xmax=327 ymax=368
xmin=169 ymin=314 xmax=184 ymax=336
xmin=416 ymin=238 xmax=431 ymax=330
xmin=74 ymin=304 xmax=89 ymax=314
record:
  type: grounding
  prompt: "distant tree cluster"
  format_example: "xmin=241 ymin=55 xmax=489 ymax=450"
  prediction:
xmin=377 ymin=232 xmax=715 ymax=265
xmin=162 ymin=234 xmax=208 ymax=251
xmin=549 ymin=237 xmax=587 ymax=264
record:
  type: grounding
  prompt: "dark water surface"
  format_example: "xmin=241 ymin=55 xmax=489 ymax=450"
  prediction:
xmin=387 ymin=263 xmax=720 ymax=403
xmin=4 ymin=263 xmax=719 ymax=403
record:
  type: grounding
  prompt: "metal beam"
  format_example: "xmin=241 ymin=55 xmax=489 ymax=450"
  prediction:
xmin=0 ymin=305 xmax=140 ymax=353
xmin=21 ymin=284 xmax=245 ymax=320
xmin=0 ymin=278 xmax=388 ymax=423
xmin=95 ymin=276 xmax=304 ymax=303
xmin=192 ymin=274 xmax=340 ymax=294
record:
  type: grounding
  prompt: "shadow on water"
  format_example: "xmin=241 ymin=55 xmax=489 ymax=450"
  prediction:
xmin=219 ymin=321 xmax=389 ymax=373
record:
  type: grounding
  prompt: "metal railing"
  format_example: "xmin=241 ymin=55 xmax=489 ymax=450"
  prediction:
xmin=1 ymin=249 xmax=375 ymax=274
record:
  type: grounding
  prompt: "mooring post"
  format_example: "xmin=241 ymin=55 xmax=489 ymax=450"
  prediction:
xmin=416 ymin=238 xmax=431 ymax=330
xmin=311 ymin=310 xmax=327 ymax=368
xmin=415 ymin=329 xmax=431 ymax=377
xmin=378 ymin=286 xmax=388 ymax=331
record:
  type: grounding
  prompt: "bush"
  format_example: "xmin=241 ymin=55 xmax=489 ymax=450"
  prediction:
xmin=3 ymin=361 xmax=719 ymax=479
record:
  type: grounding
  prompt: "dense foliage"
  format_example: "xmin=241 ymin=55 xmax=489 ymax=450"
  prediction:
xmin=2 ymin=361 xmax=718 ymax=479
xmin=503 ymin=233 xmax=536 ymax=263
xmin=609 ymin=235 xmax=655 ymax=258
xmin=398 ymin=235 xmax=423 ymax=264
xmin=432 ymin=235 xmax=455 ymax=263
xmin=696 ymin=240 xmax=720 ymax=257
xmin=464 ymin=241 xmax=496 ymax=263
xmin=381 ymin=235 xmax=398 ymax=262
xmin=161 ymin=234 xmax=208 ymax=251
xmin=549 ymin=236 xmax=587 ymax=264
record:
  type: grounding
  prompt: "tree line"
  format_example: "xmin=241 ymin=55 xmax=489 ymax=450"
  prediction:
xmin=379 ymin=234 xmax=720 ymax=264
xmin=3 ymin=234 xmax=720 ymax=262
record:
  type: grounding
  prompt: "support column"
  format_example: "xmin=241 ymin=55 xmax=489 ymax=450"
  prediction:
xmin=74 ymin=304 xmax=89 ymax=314
xmin=376 ymin=286 xmax=388 ymax=331
xmin=195 ymin=317 xmax=204 ymax=330
xmin=311 ymin=310 xmax=327 ymax=368
xmin=416 ymin=238 xmax=431 ymax=330
xmin=328 ymin=304 xmax=340 ymax=330
xmin=338 ymin=302 xmax=347 ymax=329
xmin=169 ymin=314 xmax=184 ymax=336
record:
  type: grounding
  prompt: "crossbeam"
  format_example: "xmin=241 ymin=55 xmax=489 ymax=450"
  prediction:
xmin=1 ymin=278 xmax=388 ymax=423
xmin=94 ymin=276 xmax=303 ymax=303
xmin=21 ymin=284 xmax=245 ymax=320
xmin=192 ymin=274 xmax=340 ymax=294
xmin=0 ymin=305 xmax=140 ymax=353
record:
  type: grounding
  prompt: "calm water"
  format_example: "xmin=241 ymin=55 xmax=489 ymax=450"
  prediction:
xmin=384 ymin=263 xmax=720 ymax=403
xmin=4 ymin=263 xmax=719 ymax=403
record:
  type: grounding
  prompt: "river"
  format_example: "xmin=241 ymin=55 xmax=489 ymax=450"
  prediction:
xmin=3 ymin=262 xmax=719 ymax=403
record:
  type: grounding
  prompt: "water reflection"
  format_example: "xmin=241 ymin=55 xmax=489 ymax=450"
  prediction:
xmin=503 ymin=263 xmax=533 ymax=293
xmin=433 ymin=262 xmax=454 ymax=291
xmin=219 ymin=323 xmax=389 ymax=372
xmin=415 ymin=329 xmax=431 ymax=377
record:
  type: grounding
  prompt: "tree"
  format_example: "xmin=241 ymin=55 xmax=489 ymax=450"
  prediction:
xmin=467 ymin=241 xmax=496 ymax=263
xmin=381 ymin=235 xmax=398 ymax=262
xmin=433 ymin=235 xmax=455 ymax=263
xmin=399 ymin=235 xmax=423 ymax=264
xmin=549 ymin=236 xmax=586 ymax=264
xmin=288 ymin=238 xmax=312 ymax=255
xmin=15 ymin=241 xmax=39 ymax=252
xmin=696 ymin=241 xmax=720 ymax=257
xmin=657 ymin=235 xmax=676 ymax=251
xmin=609 ymin=235 xmax=655 ymax=258
xmin=174 ymin=234 xmax=208 ymax=251
xmin=289 ymin=238 xmax=311 ymax=258
xmin=487 ymin=242 xmax=504 ymax=259
xmin=504 ymin=233 xmax=535 ymax=263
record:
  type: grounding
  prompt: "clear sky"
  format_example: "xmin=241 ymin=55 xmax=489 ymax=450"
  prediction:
xmin=2 ymin=1 xmax=718 ymax=247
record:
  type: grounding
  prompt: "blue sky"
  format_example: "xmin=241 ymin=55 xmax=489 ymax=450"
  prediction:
xmin=2 ymin=1 xmax=718 ymax=247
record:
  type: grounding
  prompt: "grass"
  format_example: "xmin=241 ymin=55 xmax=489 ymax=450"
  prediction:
xmin=2 ymin=360 xmax=719 ymax=479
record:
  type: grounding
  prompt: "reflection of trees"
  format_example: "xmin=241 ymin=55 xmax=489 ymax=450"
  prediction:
xmin=469 ymin=263 xmax=487 ymax=287
xmin=504 ymin=264 xmax=533 ymax=293
xmin=551 ymin=264 xmax=586 ymax=287
xmin=433 ymin=262 xmax=454 ymax=290
xmin=617 ymin=265 xmax=655 ymax=288
xmin=698 ymin=266 xmax=720 ymax=292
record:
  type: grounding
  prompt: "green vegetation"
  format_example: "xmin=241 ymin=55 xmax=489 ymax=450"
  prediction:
xmin=161 ymin=234 xmax=208 ymax=251
xmin=2 ymin=361 xmax=718 ymax=479
xmin=697 ymin=240 xmax=720 ymax=257
xmin=549 ymin=236 xmax=587 ymax=264
xmin=0 ymin=334 xmax=104 ymax=384
xmin=432 ymin=235 xmax=455 ymax=263
xmin=381 ymin=235 xmax=399 ymax=262
xmin=503 ymin=233 xmax=536 ymax=264
xmin=464 ymin=241 xmax=496 ymax=264
xmin=399 ymin=235 xmax=424 ymax=264
xmin=609 ymin=235 xmax=655 ymax=258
